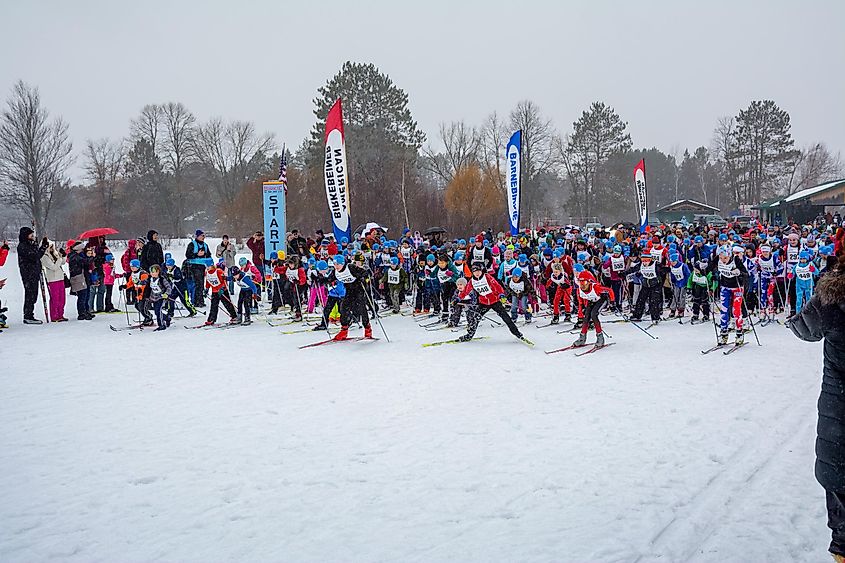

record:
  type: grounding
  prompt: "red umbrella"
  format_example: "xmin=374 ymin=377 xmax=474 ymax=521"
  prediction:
xmin=78 ymin=227 xmax=119 ymax=240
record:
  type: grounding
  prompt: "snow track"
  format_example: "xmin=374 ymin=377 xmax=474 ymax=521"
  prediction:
xmin=0 ymin=244 xmax=832 ymax=561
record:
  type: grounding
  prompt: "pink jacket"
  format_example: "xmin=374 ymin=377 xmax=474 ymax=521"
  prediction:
xmin=103 ymin=262 xmax=118 ymax=285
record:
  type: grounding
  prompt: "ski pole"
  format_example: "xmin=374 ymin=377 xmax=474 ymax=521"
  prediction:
xmin=363 ymin=285 xmax=390 ymax=342
xmin=627 ymin=317 xmax=658 ymax=340
xmin=740 ymin=290 xmax=762 ymax=346
xmin=708 ymin=287 xmax=721 ymax=344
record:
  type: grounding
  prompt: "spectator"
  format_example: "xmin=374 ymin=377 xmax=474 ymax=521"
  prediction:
xmin=17 ymin=227 xmax=47 ymax=324
xmin=185 ymin=230 xmax=211 ymax=307
xmin=141 ymin=230 xmax=164 ymax=271
xmin=40 ymin=240 xmax=68 ymax=322
xmin=789 ymin=256 xmax=845 ymax=560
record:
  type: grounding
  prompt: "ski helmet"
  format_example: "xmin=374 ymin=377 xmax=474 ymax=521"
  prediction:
xmin=333 ymin=255 xmax=345 ymax=266
xmin=390 ymin=256 xmax=400 ymax=266
xmin=130 ymin=259 xmax=140 ymax=269
xmin=316 ymin=260 xmax=329 ymax=271
xmin=165 ymin=258 xmax=176 ymax=267
xmin=512 ymin=267 xmax=523 ymax=277
xmin=799 ymin=250 xmax=811 ymax=260
xmin=239 ymin=257 xmax=248 ymax=267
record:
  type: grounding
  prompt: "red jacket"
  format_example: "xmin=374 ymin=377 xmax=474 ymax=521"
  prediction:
xmin=459 ymin=272 xmax=505 ymax=306
xmin=247 ymin=237 xmax=265 ymax=264
xmin=204 ymin=267 xmax=227 ymax=292
xmin=0 ymin=245 xmax=7 ymax=267
xmin=121 ymin=240 xmax=138 ymax=273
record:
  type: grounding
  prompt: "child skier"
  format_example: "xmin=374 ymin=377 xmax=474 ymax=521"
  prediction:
xmin=312 ymin=259 xmax=346 ymax=331
xmin=203 ymin=263 xmax=237 ymax=325
xmin=627 ymin=253 xmax=666 ymax=323
xmin=381 ymin=256 xmax=409 ymax=314
xmin=572 ymin=270 xmax=614 ymax=348
xmin=284 ymin=255 xmax=307 ymax=321
xmin=507 ymin=266 xmax=535 ymax=323
xmin=121 ymin=259 xmax=153 ymax=326
xmin=709 ymin=245 xmax=749 ymax=345
xmin=332 ymin=254 xmax=373 ymax=341
xmin=756 ymin=244 xmax=782 ymax=321
xmin=447 ymin=277 xmax=472 ymax=328
xmin=793 ymin=250 xmax=818 ymax=314
xmin=232 ymin=266 xmax=258 ymax=325
xmin=102 ymin=254 xmax=121 ymax=313
xmin=434 ymin=253 xmax=461 ymax=321
xmin=143 ymin=264 xmax=174 ymax=331
xmin=667 ymin=252 xmax=690 ymax=319
xmin=456 ymin=263 xmax=527 ymax=343
xmin=687 ymin=259 xmax=713 ymax=323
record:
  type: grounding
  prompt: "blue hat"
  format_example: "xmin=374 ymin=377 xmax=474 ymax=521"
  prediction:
xmin=553 ymin=248 xmax=565 ymax=258
xmin=543 ymin=248 xmax=553 ymax=257
xmin=308 ymin=257 xmax=316 ymax=265
xmin=799 ymin=250 xmax=810 ymax=260
xmin=573 ymin=263 xmax=585 ymax=273
xmin=518 ymin=253 xmax=528 ymax=263
xmin=165 ymin=258 xmax=176 ymax=267
xmin=683 ymin=238 xmax=690 ymax=245
xmin=373 ymin=244 xmax=380 ymax=251
xmin=667 ymin=235 xmax=676 ymax=243
xmin=717 ymin=246 xmax=730 ymax=256
xmin=458 ymin=239 xmax=466 ymax=245
xmin=694 ymin=235 xmax=704 ymax=243
xmin=613 ymin=245 xmax=622 ymax=253
xmin=390 ymin=256 xmax=400 ymax=266
xmin=577 ymin=251 xmax=589 ymax=262
xmin=454 ymin=251 xmax=465 ymax=261
xmin=512 ymin=267 xmax=523 ymax=277
xmin=321 ymin=239 xmax=330 ymax=246
xmin=195 ymin=229 xmax=204 ymax=237
xmin=669 ymin=252 xmax=680 ymax=262
xmin=426 ymin=254 xmax=435 ymax=262
xmin=238 ymin=257 xmax=247 ymax=266
xmin=105 ymin=253 xmax=114 ymax=262
xmin=333 ymin=255 xmax=345 ymax=266
xmin=130 ymin=259 xmax=141 ymax=268
xmin=341 ymin=237 xmax=349 ymax=244
xmin=820 ymin=245 xmax=834 ymax=256
xmin=316 ymin=260 xmax=329 ymax=270
xmin=718 ymin=233 xmax=728 ymax=241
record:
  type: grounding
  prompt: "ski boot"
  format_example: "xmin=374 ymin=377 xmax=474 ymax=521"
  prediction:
xmin=595 ymin=332 xmax=606 ymax=347
xmin=572 ymin=332 xmax=587 ymax=347
xmin=333 ymin=325 xmax=349 ymax=341
xmin=734 ymin=331 xmax=745 ymax=345
xmin=550 ymin=314 xmax=560 ymax=325
xmin=573 ymin=318 xmax=583 ymax=329
xmin=203 ymin=320 xmax=215 ymax=326
xmin=141 ymin=318 xmax=154 ymax=327
xmin=525 ymin=316 xmax=532 ymax=324
xmin=236 ymin=314 xmax=243 ymax=324
xmin=718 ymin=330 xmax=729 ymax=345
xmin=364 ymin=326 xmax=373 ymax=339
xmin=563 ymin=314 xmax=572 ymax=323
xmin=291 ymin=313 xmax=303 ymax=322
xmin=690 ymin=314 xmax=699 ymax=323
xmin=228 ymin=317 xmax=240 ymax=325
xmin=242 ymin=318 xmax=252 ymax=326
xmin=668 ymin=310 xmax=676 ymax=319
xmin=312 ymin=323 xmax=327 ymax=331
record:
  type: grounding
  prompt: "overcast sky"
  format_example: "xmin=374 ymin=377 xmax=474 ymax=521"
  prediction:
xmin=2 ymin=0 xmax=843 ymax=181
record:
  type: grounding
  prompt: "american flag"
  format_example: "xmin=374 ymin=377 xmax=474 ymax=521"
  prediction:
xmin=278 ymin=144 xmax=287 ymax=193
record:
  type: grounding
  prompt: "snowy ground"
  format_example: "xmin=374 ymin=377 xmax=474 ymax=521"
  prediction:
xmin=0 ymin=241 xmax=832 ymax=562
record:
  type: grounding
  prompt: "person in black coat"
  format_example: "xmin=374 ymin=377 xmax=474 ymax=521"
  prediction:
xmin=789 ymin=258 xmax=845 ymax=559
xmin=17 ymin=226 xmax=48 ymax=324
xmin=141 ymin=230 xmax=164 ymax=271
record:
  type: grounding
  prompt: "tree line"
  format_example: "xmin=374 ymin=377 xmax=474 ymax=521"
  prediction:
xmin=1 ymin=62 xmax=842 ymax=240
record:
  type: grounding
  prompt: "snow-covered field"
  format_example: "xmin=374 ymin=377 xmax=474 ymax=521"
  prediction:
xmin=0 ymin=240 xmax=831 ymax=562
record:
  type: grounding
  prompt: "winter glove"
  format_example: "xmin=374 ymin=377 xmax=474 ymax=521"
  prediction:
xmin=118 ymin=284 xmax=127 ymax=291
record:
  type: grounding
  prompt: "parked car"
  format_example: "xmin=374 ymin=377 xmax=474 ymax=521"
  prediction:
xmin=730 ymin=215 xmax=754 ymax=228
xmin=695 ymin=214 xmax=728 ymax=228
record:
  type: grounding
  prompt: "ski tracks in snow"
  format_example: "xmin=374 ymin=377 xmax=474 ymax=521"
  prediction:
xmin=633 ymin=380 xmax=819 ymax=562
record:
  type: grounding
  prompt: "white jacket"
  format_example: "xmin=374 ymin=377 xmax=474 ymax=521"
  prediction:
xmin=41 ymin=250 xmax=66 ymax=283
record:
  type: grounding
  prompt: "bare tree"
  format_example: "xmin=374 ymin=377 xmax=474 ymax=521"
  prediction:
xmin=479 ymin=112 xmax=508 ymax=191
xmin=0 ymin=81 xmax=74 ymax=234
xmin=710 ymin=116 xmax=738 ymax=210
xmin=785 ymin=142 xmax=844 ymax=194
xmin=193 ymin=118 xmax=275 ymax=206
xmin=84 ymin=138 xmax=125 ymax=222
xmin=160 ymin=102 xmax=196 ymax=234
xmin=421 ymin=121 xmax=479 ymax=185
xmin=130 ymin=104 xmax=163 ymax=154
xmin=509 ymin=101 xmax=557 ymax=227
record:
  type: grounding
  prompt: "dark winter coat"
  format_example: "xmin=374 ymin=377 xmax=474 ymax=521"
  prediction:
xmin=141 ymin=230 xmax=164 ymax=271
xmin=790 ymin=268 xmax=845 ymax=492
xmin=17 ymin=227 xmax=47 ymax=282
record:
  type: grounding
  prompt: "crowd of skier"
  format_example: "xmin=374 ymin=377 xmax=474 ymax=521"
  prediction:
xmin=3 ymin=217 xmax=844 ymax=353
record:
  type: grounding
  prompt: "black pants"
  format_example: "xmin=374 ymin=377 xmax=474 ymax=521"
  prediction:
xmin=633 ymin=284 xmax=662 ymax=321
xmin=208 ymin=290 xmax=236 ymax=323
xmin=135 ymin=299 xmax=153 ymax=321
xmin=441 ymin=282 xmax=456 ymax=318
xmin=462 ymin=301 xmax=521 ymax=340
xmin=581 ymin=295 xmax=608 ymax=334
xmin=340 ymin=292 xmax=371 ymax=329
xmin=22 ymin=277 xmax=39 ymax=319
xmin=105 ymin=284 xmax=115 ymax=310
xmin=271 ymin=279 xmax=284 ymax=310
xmin=237 ymin=289 xmax=253 ymax=321
xmin=152 ymin=300 xmax=170 ymax=327
xmin=690 ymin=285 xmax=711 ymax=318
xmin=190 ymin=264 xmax=207 ymax=307
xmin=828 ymin=490 xmax=845 ymax=556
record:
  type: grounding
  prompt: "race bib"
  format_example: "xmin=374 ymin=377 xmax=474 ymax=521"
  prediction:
xmin=205 ymin=273 xmax=219 ymax=285
xmin=580 ymin=285 xmax=599 ymax=302
xmin=335 ymin=267 xmax=355 ymax=283
xmin=718 ymin=261 xmax=738 ymax=278
xmin=650 ymin=248 xmax=663 ymax=261
xmin=387 ymin=269 xmax=400 ymax=285
xmin=786 ymin=246 xmax=799 ymax=263
xmin=611 ymin=256 xmax=625 ymax=272
xmin=691 ymin=272 xmax=707 ymax=285
xmin=437 ymin=269 xmax=452 ymax=283
xmin=509 ymin=279 xmax=525 ymax=293
xmin=471 ymin=276 xmax=493 ymax=296
xmin=759 ymin=257 xmax=774 ymax=274
xmin=400 ymin=247 xmax=411 ymax=259
xmin=131 ymin=272 xmax=141 ymax=285
xmin=796 ymin=264 xmax=812 ymax=281
xmin=641 ymin=263 xmax=657 ymax=279
xmin=149 ymin=278 xmax=161 ymax=295
xmin=670 ymin=264 xmax=684 ymax=280
xmin=502 ymin=262 xmax=516 ymax=276
xmin=285 ymin=269 xmax=299 ymax=282
xmin=472 ymin=248 xmax=486 ymax=263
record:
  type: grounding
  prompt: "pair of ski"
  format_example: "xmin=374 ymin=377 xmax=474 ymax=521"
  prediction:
xmin=545 ymin=342 xmax=616 ymax=356
xmin=421 ymin=335 xmax=534 ymax=348
xmin=184 ymin=321 xmax=245 ymax=330
xmin=299 ymin=336 xmax=379 ymax=349
xmin=110 ymin=323 xmax=152 ymax=332
xmin=701 ymin=342 xmax=747 ymax=355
